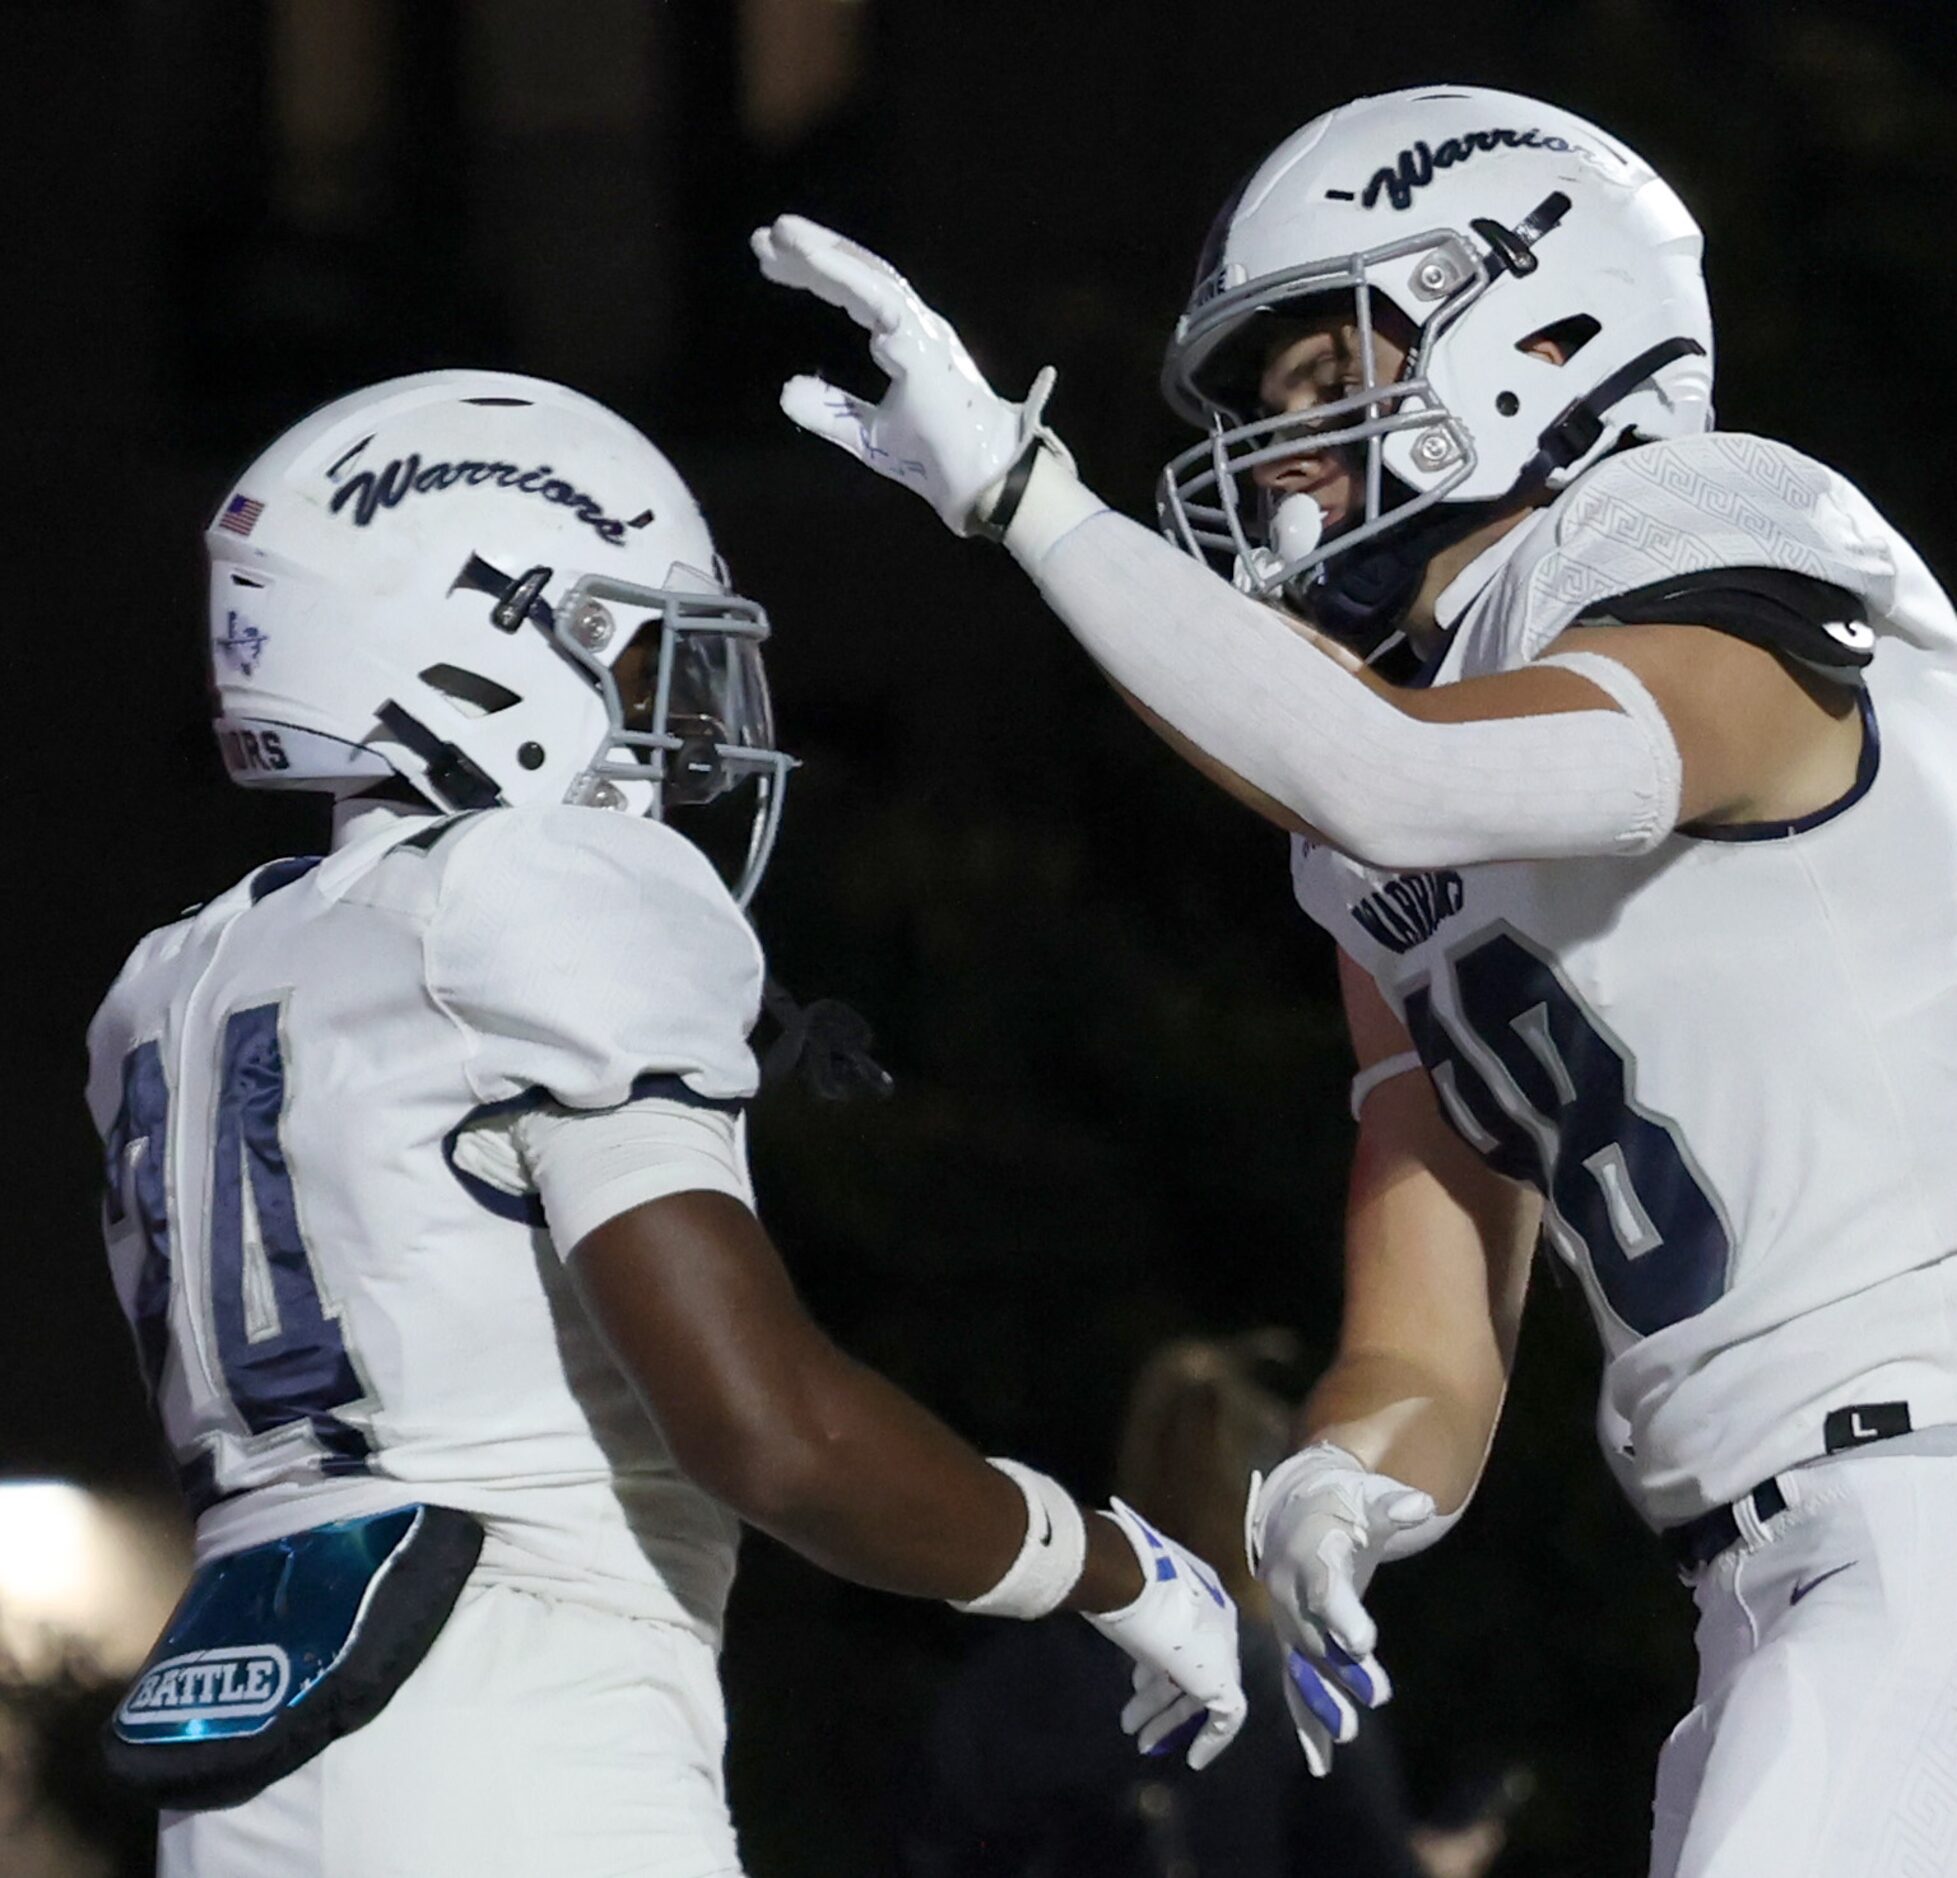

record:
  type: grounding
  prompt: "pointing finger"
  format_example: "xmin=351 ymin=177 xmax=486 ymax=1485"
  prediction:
xmin=1311 ymin=1532 xmax=1379 ymax=1659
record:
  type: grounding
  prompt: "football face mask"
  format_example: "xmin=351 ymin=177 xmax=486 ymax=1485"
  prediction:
xmin=551 ymin=570 xmax=791 ymax=908
xmin=1157 ymin=233 xmax=1485 ymax=603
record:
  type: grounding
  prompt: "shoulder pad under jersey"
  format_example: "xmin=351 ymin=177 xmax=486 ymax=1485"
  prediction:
xmin=426 ymin=804 xmax=764 ymax=1111
xmin=1462 ymin=433 xmax=1900 ymax=671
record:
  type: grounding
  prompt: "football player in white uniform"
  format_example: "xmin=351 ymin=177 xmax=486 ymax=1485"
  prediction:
xmin=85 ymin=371 xmax=1247 ymax=1877
xmin=756 ymin=84 xmax=1957 ymax=1878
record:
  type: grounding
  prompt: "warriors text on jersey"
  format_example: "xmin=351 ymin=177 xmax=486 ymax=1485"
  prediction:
xmin=1292 ymin=432 xmax=1957 ymax=1526
xmin=85 ymin=804 xmax=764 ymax=1639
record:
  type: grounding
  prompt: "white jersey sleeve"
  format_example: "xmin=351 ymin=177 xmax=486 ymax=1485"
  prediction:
xmin=428 ymin=805 xmax=764 ymax=1113
xmin=450 ymin=1094 xmax=757 ymax=1255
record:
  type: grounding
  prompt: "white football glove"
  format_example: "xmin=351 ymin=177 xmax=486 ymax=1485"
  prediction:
xmin=1084 ymin=1498 xmax=1247 ymax=1772
xmin=750 ymin=213 xmax=1073 ymax=536
xmin=1246 ymin=1444 xmax=1437 ymax=1777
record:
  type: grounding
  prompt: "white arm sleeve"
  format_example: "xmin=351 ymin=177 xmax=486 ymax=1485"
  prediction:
xmin=1003 ymin=454 xmax=1683 ymax=870
xmin=507 ymin=1096 xmax=755 ymax=1257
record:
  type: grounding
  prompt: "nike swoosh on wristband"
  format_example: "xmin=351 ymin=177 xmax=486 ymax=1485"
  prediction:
xmin=1037 ymin=1510 xmax=1053 ymax=1546
xmin=1790 ymin=1561 xmax=1857 ymax=1605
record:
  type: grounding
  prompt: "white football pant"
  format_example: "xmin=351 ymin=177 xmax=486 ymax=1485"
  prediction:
xmin=158 ymin=1579 xmax=745 ymax=1878
xmin=1652 ymin=1453 xmax=1957 ymax=1877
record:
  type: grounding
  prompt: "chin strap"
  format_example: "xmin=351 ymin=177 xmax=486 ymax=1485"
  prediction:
xmin=1307 ymin=334 xmax=1710 ymax=647
xmin=373 ymin=701 xmax=505 ymax=811
xmin=1304 ymin=496 xmax=1510 ymax=651
xmin=1514 ymin=336 xmax=1709 ymax=488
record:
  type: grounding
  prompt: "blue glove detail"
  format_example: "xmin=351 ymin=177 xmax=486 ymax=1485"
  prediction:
xmin=1286 ymin=1649 xmax=1352 ymax=1738
xmin=1144 ymin=1711 xmax=1208 ymax=1761
xmin=1323 ymin=1637 xmax=1377 ymax=1706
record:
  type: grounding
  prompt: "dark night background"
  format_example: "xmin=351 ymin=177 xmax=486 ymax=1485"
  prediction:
xmin=6 ymin=2 xmax=1956 ymax=1872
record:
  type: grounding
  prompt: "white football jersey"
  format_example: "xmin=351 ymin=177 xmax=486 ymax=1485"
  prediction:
xmin=1293 ymin=433 xmax=1957 ymax=1526
xmin=85 ymin=803 xmax=764 ymax=1640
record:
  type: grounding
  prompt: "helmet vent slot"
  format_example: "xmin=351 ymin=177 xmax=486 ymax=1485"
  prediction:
xmin=420 ymin=663 xmax=522 ymax=718
xmin=1516 ymin=314 xmax=1601 ymax=363
xmin=462 ymin=396 xmax=533 ymax=407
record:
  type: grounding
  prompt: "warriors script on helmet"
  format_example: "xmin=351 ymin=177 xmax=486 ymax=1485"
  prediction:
xmin=1333 ymin=127 xmax=1589 ymax=212
xmin=324 ymin=439 xmax=649 ymax=545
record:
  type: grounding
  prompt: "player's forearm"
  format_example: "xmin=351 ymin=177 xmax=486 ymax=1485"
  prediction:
xmin=1115 ymin=683 xmax=1315 ymax=835
xmin=710 ymin=1345 xmax=1140 ymax=1611
xmin=1005 ymin=457 xmax=1680 ymax=869
xmin=1299 ymin=1347 xmax=1503 ymax=1517
xmin=571 ymin=1193 xmax=1140 ymax=1611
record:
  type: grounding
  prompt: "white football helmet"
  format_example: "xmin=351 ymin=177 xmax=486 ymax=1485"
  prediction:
xmin=1158 ymin=86 xmax=1714 ymax=642
xmin=207 ymin=369 xmax=792 ymax=904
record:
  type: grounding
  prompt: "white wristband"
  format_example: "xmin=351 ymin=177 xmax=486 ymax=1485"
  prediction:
xmin=1001 ymin=446 xmax=1110 ymax=571
xmin=950 ymin=1459 xmax=1088 ymax=1619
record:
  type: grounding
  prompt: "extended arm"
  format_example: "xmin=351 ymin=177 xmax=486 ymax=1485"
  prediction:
xmin=753 ymin=214 xmax=1863 ymax=866
xmin=549 ymin=1141 xmax=1244 ymax=1767
xmin=1003 ymin=464 xmax=1680 ymax=868
xmin=1076 ymin=542 xmax=1861 ymax=855
xmin=1248 ymin=956 xmax=1538 ymax=1775
xmin=1304 ymin=952 xmax=1537 ymax=1511
xmin=571 ymin=1187 xmax=1116 ymax=1604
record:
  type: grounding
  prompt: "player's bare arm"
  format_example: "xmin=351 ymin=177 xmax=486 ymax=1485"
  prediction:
xmin=570 ymin=1188 xmax=1140 ymax=1609
xmin=566 ymin=1176 xmax=1246 ymax=1769
xmin=1525 ymin=621 xmax=1863 ymax=829
xmin=1245 ymin=953 xmax=1538 ymax=1775
xmin=1302 ymin=952 xmax=1537 ymax=1511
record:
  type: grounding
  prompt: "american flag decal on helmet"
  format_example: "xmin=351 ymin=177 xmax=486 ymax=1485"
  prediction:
xmin=218 ymin=494 xmax=265 ymax=537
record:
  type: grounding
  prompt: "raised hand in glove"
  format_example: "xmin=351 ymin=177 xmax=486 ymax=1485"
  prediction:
xmin=751 ymin=213 xmax=1071 ymax=536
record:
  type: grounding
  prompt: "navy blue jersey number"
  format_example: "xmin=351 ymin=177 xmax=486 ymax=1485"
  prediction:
xmin=107 ymin=1005 xmax=371 ymax=1494
xmin=209 ymin=1005 xmax=371 ymax=1469
xmin=1403 ymin=929 xmax=1729 ymax=1335
xmin=104 ymin=1041 xmax=175 ymax=1400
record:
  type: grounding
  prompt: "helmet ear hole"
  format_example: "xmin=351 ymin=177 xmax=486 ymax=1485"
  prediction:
xmin=1516 ymin=314 xmax=1602 ymax=364
xmin=420 ymin=663 xmax=521 ymax=717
